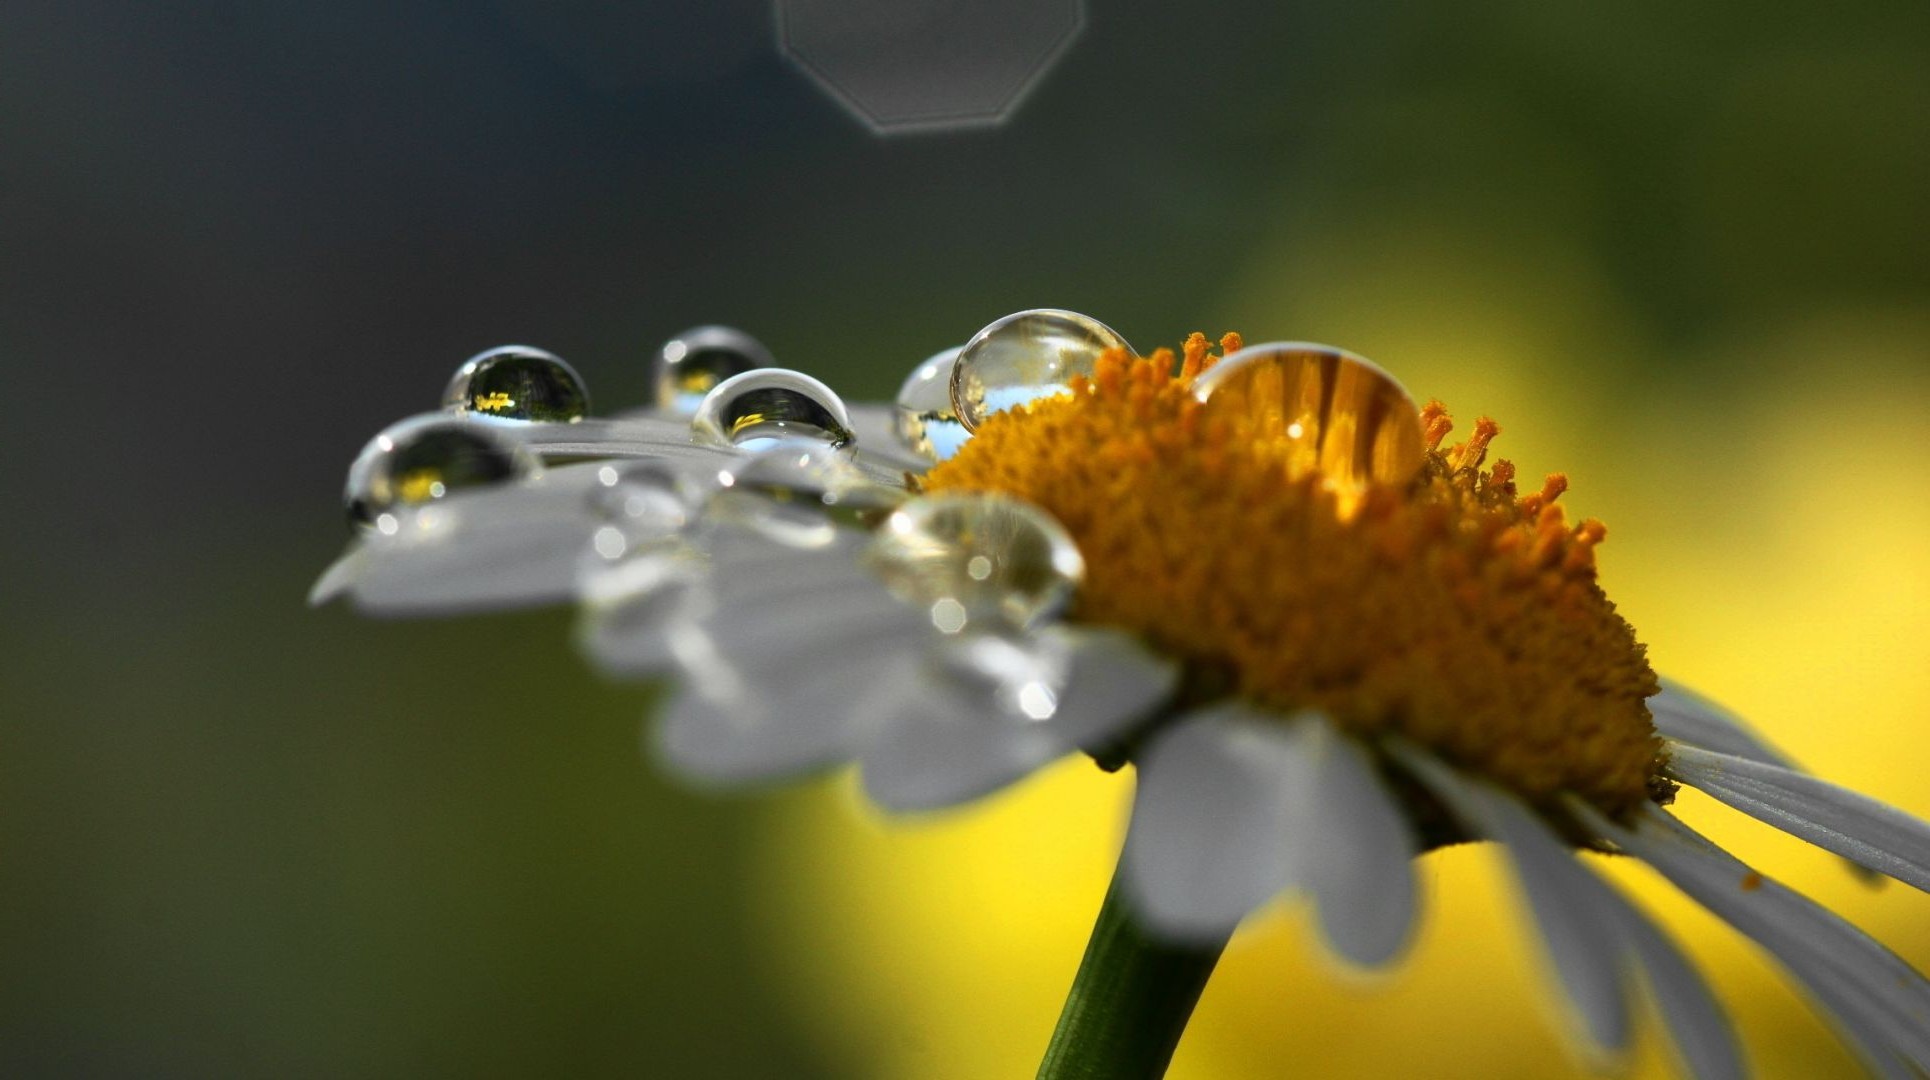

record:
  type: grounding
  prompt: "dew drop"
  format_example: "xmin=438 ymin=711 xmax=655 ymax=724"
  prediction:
xmin=344 ymin=415 xmax=535 ymax=528
xmin=865 ymin=493 xmax=1084 ymax=632
xmin=442 ymin=345 xmax=589 ymax=422
xmin=893 ymin=345 xmax=970 ymax=461
xmin=690 ymin=368 xmax=855 ymax=451
xmin=1191 ymin=341 xmax=1426 ymax=510
xmin=949 ymin=309 xmax=1132 ymax=432
xmin=710 ymin=443 xmax=905 ymax=547
xmin=649 ymin=325 xmax=775 ymax=415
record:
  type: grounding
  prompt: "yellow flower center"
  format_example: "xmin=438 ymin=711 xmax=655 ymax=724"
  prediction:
xmin=920 ymin=333 xmax=1671 ymax=817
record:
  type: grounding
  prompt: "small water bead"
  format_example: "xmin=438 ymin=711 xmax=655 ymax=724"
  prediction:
xmin=893 ymin=345 xmax=970 ymax=462
xmin=1191 ymin=341 xmax=1426 ymax=510
xmin=865 ymin=493 xmax=1084 ymax=632
xmin=585 ymin=461 xmax=699 ymax=562
xmin=442 ymin=345 xmax=589 ymax=423
xmin=344 ymin=415 xmax=536 ymax=530
xmin=690 ymin=368 xmax=855 ymax=451
xmin=710 ymin=444 xmax=906 ymax=547
xmin=949 ymin=309 xmax=1133 ymax=432
xmin=650 ymin=325 xmax=775 ymax=415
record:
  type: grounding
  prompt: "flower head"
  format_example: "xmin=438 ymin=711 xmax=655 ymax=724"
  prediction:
xmin=315 ymin=312 xmax=1930 ymax=1077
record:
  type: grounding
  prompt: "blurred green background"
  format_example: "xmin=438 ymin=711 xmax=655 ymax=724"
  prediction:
xmin=3 ymin=1 xmax=1925 ymax=1076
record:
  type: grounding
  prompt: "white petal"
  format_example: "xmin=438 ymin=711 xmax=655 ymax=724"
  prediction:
xmin=1122 ymin=706 xmax=1313 ymax=943
xmin=348 ymin=494 xmax=590 ymax=615
xmin=1665 ymin=741 xmax=1930 ymax=892
xmin=1650 ymin=680 xmax=1800 ymax=771
xmin=652 ymin=610 xmax=914 ymax=784
xmin=1577 ymin=801 xmax=1930 ymax=1074
xmin=574 ymin=556 xmax=703 ymax=676
xmin=1606 ymin=887 xmax=1747 ymax=1080
xmin=857 ymin=627 xmax=1173 ymax=812
xmin=336 ymin=466 xmax=681 ymax=616
xmin=514 ymin=415 xmax=723 ymax=461
xmin=690 ymin=571 xmax=921 ymax=667
xmin=1390 ymin=746 xmax=1632 ymax=1056
xmin=857 ymin=680 xmax=1064 ymax=812
xmin=1034 ymin=626 xmax=1177 ymax=748
xmin=308 ymin=547 xmax=363 ymax=606
xmin=591 ymin=519 xmax=904 ymax=679
xmin=1298 ymin=720 xmax=1419 ymax=969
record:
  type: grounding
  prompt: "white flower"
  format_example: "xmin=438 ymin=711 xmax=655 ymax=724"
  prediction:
xmin=315 ymin=317 xmax=1930 ymax=1077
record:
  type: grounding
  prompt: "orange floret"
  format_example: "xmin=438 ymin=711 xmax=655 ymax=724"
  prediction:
xmin=921 ymin=335 xmax=1669 ymax=816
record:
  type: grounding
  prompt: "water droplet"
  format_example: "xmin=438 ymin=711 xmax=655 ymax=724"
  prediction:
xmin=865 ymin=493 xmax=1084 ymax=632
xmin=649 ymin=325 xmax=775 ymax=414
xmin=344 ymin=415 xmax=536 ymax=528
xmin=893 ymin=345 xmax=970 ymax=461
xmin=710 ymin=443 xmax=905 ymax=546
xmin=582 ymin=460 xmax=699 ymax=562
xmin=1191 ymin=341 xmax=1425 ymax=509
xmin=442 ymin=345 xmax=589 ymax=422
xmin=690 ymin=368 xmax=855 ymax=451
xmin=949 ymin=309 xmax=1132 ymax=432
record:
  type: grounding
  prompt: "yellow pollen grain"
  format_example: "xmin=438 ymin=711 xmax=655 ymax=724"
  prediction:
xmin=920 ymin=334 xmax=1670 ymax=817
xmin=394 ymin=468 xmax=445 ymax=504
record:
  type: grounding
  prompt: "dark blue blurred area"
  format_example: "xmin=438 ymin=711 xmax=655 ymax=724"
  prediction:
xmin=0 ymin=1 xmax=1923 ymax=1075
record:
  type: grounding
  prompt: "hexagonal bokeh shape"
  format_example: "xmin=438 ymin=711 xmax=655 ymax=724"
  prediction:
xmin=778 ymin=0 xmax=1084 ymax=135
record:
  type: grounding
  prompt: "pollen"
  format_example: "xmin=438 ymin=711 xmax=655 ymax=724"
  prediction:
xmin=920 ymin=334 xmax=1671 ymax=817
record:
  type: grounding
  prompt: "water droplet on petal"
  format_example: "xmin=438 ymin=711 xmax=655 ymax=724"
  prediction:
xmin=344 ymin=415 xmax=536 ymax=528
xmin=710 ymin=443 xmax=905 ymax=547
xmin=950 ymin=309 xmax=1132 ymax=432
xmin=893 ymin=345 xmax=970 ymax=461
xmin=650 ymin=325 xmax=775 ymax=414
xmin=928 ymin=629 xmax=1070 ymax=721
xmin=690 ymin=368 xmax=855 ymax=451
xmin=442 ymin=345 xmax=589 ymax=422
xmin=1191 ymin=341 xmax=1425 ymax=511
xmin=582 ymin=460 xmax=700 ymax=563
xmin=865 ymin=493 xmax=1083 ymax=632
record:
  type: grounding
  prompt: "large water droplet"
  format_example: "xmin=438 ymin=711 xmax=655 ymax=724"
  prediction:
xmin=710 ymin=443 xmax=905 ymax=547
xmin=1191 ymin=341 xmax=1425 ymax=509
xmin=344 ymin=415 xmax=536 ymax=530
xmin=584 ymin=460 xmax=699 ymax=563
xmin=690 ymin=368 xmax=855 ymax=451
xmin=649 ymin=325 xmax=775 ymax=415
xmin=893 ymin=345 xmax=970 ymax=462
xmin=442 ymin=345 xmax=589 ymax=422
xmin=865 ymin=493 xmax=1084 ymax=632
xmin=950 ymin=309 xmax=1132 ymax=432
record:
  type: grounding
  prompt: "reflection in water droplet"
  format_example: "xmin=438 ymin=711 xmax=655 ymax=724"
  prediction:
xmin=865 ymin=493 xmax=1083 ymax=632
xmin=950 ymin=309 xmax=1132 ymax=432
xmin=442 ymin=345 xmax=590 ymax=422
xmin=929 ymin=630 xmax=1069 ymax=721
xmin=649 ymin=325 xmax=775 ymax=415
xmin=893 ymin=345 xmax=969 ymax=461
xmin=710 ymin=443 xmax=905 ymax=547
xmin=690 ymin=368 xmax=855 ymax=450
xmin=1191 ymin=341 xmax=1425 ymax=513
xmin=344 ymin=415 xmax=535 ymax=528
xmin=582 ymin=460 xmax=699 ymax=563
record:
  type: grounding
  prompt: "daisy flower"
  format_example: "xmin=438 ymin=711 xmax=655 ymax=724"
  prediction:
xmin=314 ymin=313 xmax=1930 ymax=1079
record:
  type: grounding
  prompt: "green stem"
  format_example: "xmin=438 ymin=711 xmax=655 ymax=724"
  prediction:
xmin=1037 ymin=862 xmax=1229 ymax=1079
